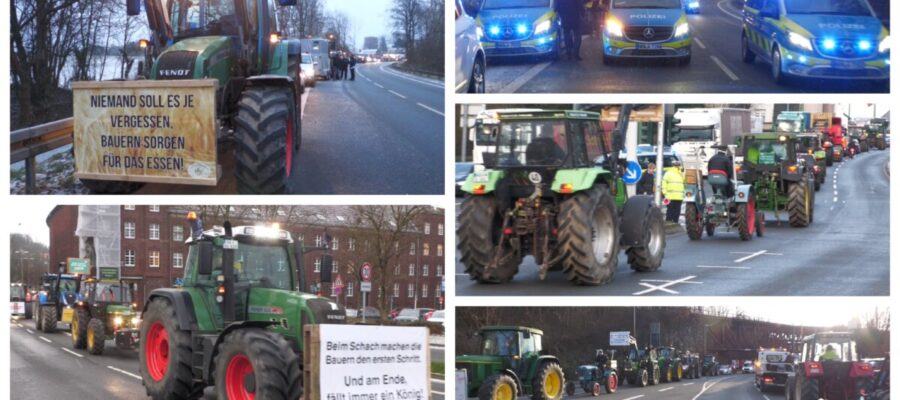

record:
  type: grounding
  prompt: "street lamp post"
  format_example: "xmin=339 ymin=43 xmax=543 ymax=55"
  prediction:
xmin=704 ymin=324 xmax=711 ymax=355
xmin=413 ymin=232 xmax=420 ymax=309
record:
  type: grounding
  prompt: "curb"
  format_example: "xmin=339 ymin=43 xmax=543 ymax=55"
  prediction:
xmin=389 ymin=62 xmax=443 ymax=81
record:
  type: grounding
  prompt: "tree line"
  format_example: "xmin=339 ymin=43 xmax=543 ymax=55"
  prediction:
xmin=390 ymin=0 xmax=443 ymax=74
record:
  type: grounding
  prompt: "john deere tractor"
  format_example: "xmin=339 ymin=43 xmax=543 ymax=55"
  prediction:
xmin=456 ymin=326 xmax=565 ymax=400
xmin=71 ymin=278 xmax=140 ymax=355
xmin=80 ymin=0 xmax=305 ymax=194
xmin=681 ymin=352 xmax=702 ymax=379
xmin=656 ymin=346 xmax=684 ymax=383
xmin=618 ymin=340 xmax=659 ymax=387
xmin=739 ymin=133 xmax=816 ymax=228
xmin=458 ymin=106 xmax=665 ymax=286
xmin=34 ymin=271 xmax=82 ymax=333
xmin=138 ymin=213 xmax=346 ymax=399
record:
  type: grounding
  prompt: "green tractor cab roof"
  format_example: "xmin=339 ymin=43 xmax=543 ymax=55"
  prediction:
xmin=480 ymin=325 xmax=544 ymax=335
xmin=491 ymin=109 xmax=600 ymax=121
xmin=186 ymin=224 xmax=293 ymax=244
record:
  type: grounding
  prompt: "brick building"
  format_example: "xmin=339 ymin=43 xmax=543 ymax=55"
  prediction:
xmin=46 ymin=206 xmax=446 ymax=311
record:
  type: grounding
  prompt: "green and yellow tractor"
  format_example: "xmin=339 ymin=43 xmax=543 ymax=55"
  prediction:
xmin=458 ymin=106 xmax=665 ymax=286
xmin=739 ymin=133 xmax=816 ymax=228
xmin=617 ymin=340 xmax=660 ymax=387
xmin=866 ymin=118 xmax=889 ymax=150
xmin=656 ymin=346 xmax=684 ymax=383
xmin=71 ymin=278 xmax=141 ymax=355
xmin=456 ymin=326 xmax=566 ymax=400
xmin=138 ymin=213 xmax=346 ymax=399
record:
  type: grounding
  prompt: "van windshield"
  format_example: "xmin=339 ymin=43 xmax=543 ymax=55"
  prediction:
xmin=483 ymin=0 xmax=551 ymax=9
xmin=674 ymin=127 xmax=715 ymax=142
xmin=613 ymin=0 xmax=682 ymax=9
xmin=784 ymin=0 xmax=872 ymax=16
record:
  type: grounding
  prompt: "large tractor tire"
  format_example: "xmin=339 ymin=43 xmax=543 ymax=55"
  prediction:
xmin=72 ymin=309 xmax=89 ymax=349
xmin=684 ymin=204 xmax=703 ymax=240
xmin=605 ymin=372 xmax=618 ymax=393
xmin=479 ymin=374 xmax=518 ymax=400
xmin=564 ymin=381 xmax=577 ymax=396
xmin=798 ymin=378 xmax=820 ymax=400
xmin=140 ymin=298 xmax=203 ymax=400
xmin=787 ymin=182 xmax=812 ymax=227
xmin=662 ymin=365 xmax=673 ymax=383
xmin=825 ymin=151 xmax=833 ymax=166
xmin=458 ymin=195 xmax=520 ymax=283
xmin=557 ymin=186 xmax=620 ymax=285
xmin=234 ymin=86 xmax=298 ymax=194
xmin=214 ymin=328 xmax=302 ymax=400
xmin=40 ymin=305 xmax=57 ymax=333
xmin=80 ymin=179 xmax=145 ymax=194
xmin=736 ymin=195 xmax=756 ymax=241
xmin=636 ymin=369 xmax=649 ymax=387
xmin=674 ymin=362 xmax=683 ymax=381
xmin=650 ymin=365 xmax=660 ymax=385
xmin=86 ymin=318 xmax=106 ymax=355
xmin=532 ymin=362 xmax=565 ymax=400
xmin=621 ymin=196 xmax=665 ymax=272
xmin=35 ymin=305 xmax=43 ymax=330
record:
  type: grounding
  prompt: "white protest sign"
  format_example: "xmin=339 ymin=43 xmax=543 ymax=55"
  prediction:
xmin=455 ymin=370 xmax=468 ymax=400
xmin=610 ymin=331 xmax=631 ymax=346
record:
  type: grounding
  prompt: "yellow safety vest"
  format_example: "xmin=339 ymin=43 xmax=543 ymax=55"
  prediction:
xmin=662 ymin=167 xmax=685 ymax=201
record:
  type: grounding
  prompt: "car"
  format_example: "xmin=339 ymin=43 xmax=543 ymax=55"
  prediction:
xmin=741 ymin=0 xmax=890 ymax=86
xmin=684 ymin=0 xmax=700 ymax=14
xmin=863 ymin=357 xmax=885 ymax=374
xmin=357 ymin=306 xmax=381 ymax=319
xmin=475 ymin=0 xmax=561 ymax=61
xmin=718 ymin=364 xmax=733 ymax=375
xmin=455 ymin=0 xmax=486 ymax=93
xmin=456 ymin=162 xmax=475 ymax=196
xmin=743 ymin=360 xmax=754 ymax=373
xmin=299 ymin=53 xmax=317 ymax=87
xmin=604 ymin=0 xmax=692 ymax=65
xmin=393 ymin=308 xmax=434 ymax=322
xmin=388 ymin=308 xmax=402 ymax=319
xmin=425 ymin=310 xmax=445 ymax=323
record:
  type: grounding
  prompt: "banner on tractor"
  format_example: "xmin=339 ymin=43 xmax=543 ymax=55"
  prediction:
xmin=303 ymin=324 xmax=431 ymax=400
xmin=72 ymin=80 xmax=218 ymax=186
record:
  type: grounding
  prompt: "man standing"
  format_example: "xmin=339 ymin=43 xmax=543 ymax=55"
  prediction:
xmin=556 ymin=0 xmax=584 ymax=60
xmin=349 ymin=56 xmax=357 ymax=80
xmin=662 ymin=159 xmax=685 ymax=223
xmin=637 ymin=162 xmax=657 ymax=195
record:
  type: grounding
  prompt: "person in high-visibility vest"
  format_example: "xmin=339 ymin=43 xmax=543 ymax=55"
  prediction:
xmin=662 ymin=160 xmax=685 ymax=223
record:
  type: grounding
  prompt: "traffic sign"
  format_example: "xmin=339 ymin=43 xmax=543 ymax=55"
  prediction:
xmin=334 ymin=274 xmax=344 ymax=289
xmin=623 ymin=160 xmax=643 ymax=185
xmin=360 ymin=262 xmax=373 ymax=282
xmin=360 ymin=282 xmax=372 ymax=292
xmin=67 ymin=258 xmax=90 ymax=274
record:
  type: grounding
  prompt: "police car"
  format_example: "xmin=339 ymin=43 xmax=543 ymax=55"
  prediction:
xmin=603 ymin=0 xmax=692 ymax=65
xmin=741 ymin=0 xmax=890 ymax=85
xmin=477 ymin=0 xmax=561 ymax=60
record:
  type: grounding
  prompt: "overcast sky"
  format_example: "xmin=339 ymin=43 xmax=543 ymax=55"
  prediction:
xmin=842 ymin=103 xmax=891 ymax=119
xmin=324 ymin=0 xmax=393 ymax=50
xmin=728 ymin=303 xmax=886 ymax=328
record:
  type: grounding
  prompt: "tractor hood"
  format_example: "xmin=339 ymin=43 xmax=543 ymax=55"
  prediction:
xmin=456 ymin=354 xmax=504 ymax=365
xmin=105 ymin=304 xmax=136 ymax=316
xmin=153 ymin=36 xmax=233 ymax=81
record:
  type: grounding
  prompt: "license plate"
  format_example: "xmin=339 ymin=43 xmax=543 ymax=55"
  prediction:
xmin=62 ymin=308 xmax=74 ymax=323
xmin=497 ymin=42 xmax=520 ymax=48
xmin=636 ymin=43 xmax=662 ymax=50
xmin=832 ymin=60 xmax=863 ymax=70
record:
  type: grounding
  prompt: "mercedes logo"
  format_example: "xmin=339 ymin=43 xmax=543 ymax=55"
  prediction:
xmin=505 ymin=27 xmax=513 ymax=37
xmin=841 ymin=42 xmax=855 ymax=55
xmin=643 ymin=27 xmax=656 ymax=39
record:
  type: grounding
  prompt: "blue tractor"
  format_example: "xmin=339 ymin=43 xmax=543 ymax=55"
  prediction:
xmin=34 ymin=271 xmax=83 ymax=333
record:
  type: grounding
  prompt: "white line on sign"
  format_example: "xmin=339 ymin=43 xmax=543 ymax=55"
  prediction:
xmin=39 ymin=336 xmax=52 ymax=343
xmin=431 ymin=378 xmax=445 ymax=383
xmin=417 ymin=103 xmax=444 ymax=116
xmin=431 ymin=390 xmax=445 ymax=395
xmin=697 ymin=265 xmax=752 ymax=270
xmin=694 ymin=37 xmax=707 ymax=49
xmin=735 ymin=250 xmax=767 ymax=263
xmin=388 ymin=90 xmax=407 ymax=99
xmin=499 ymin=62 xmax=553 ymax=93
xmin=710 ymin=56 xmax=740 ymax=81
xmin=659 ymin=387 xmax=675 ymax=392
xmin=26 ymin=329 xmax=33 ymax=334
xmin=61 ymin=347 xmax=84 ymax=358
xmin=623 ymin=395 xmax=645 ymax=400
xmin=108 ymin=366 xmax=142 ymax=380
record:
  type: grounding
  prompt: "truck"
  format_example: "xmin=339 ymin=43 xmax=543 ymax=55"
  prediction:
xmin=298 ymin=38 xmax=333 ymax=80
xmin=10 ymin=283 xmax=33 ymax=319
xmin=671 ymin=108 xmax=751 ymax=176
xmin=754 ymin=349 xmax=792 ymax=392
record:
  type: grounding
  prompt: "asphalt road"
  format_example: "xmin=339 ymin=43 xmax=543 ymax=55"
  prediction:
xmin=11 ymin=318 xmax=445 ymax=400
xmin=483 ymin=0 xmax=889 ymax=94
xmin=456 ymin=149 xmax=890 ymax=296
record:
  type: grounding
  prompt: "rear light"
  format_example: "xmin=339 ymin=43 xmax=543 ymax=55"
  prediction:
xmin=806 ymin=362 xmax=823 ymax=377
xmin=503 ymin=228 xmax=513 ymax=235
xmin=735 ymin=164 xmax=742 ymax=173
xmin=787 ymin=165 xmax=798 ymax=173
xmin=473 ymin=184 xmax=485 ymax=195
xmin=560 ymin=183 xmax=574 ymax=193
xmin=764 ymin=377 xmax=773 ymax=384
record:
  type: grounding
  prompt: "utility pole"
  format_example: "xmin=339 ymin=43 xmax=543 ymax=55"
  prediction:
xmin=413 ymin=231 xmax=421 ymax=309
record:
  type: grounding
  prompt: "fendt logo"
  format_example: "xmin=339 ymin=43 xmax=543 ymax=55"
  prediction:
xmin=159 ymin=69 xmax=191 ymax=77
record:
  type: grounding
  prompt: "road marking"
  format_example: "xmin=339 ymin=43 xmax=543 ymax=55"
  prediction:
xmin=39 ymin=336 xmax=52 ymax=343
xmin=64 ymin=332 xmax=72 ymax=336
xmin=710 ymin=56 xmax=739 ymax=81
xmin=734 ymin=250 xmax=767 ymax=263
xmin=717 ymin=0 xmax=743 ymax=20
xmin=108 ymin=366 xmax=142 ymax=380
xmin=697 ymin=265 xmax=752 ymax=270
xmin=763 ymin=395 xmax=771 ymax=400
xmin=683 ymin=382 xmax=695 ymax=386
xmin=833 ymin=184 xmax=837 ymax=189
xmin=692 ymin=378 xmax=724 ymax=400
xmin=834 ymin=196 xmax=838 ymax=202
xmin=388 ymin=90 xmax=406 ymax=99
xmin=417 ymin=102 xmax=444 ymax=116
xmin=633 ymin=276 xmax=698 ymax=295
xmin=730 ymin=251 xmax=783 ymax=256
xmin=641 ymin=279 xmax=703 ymax=284
xmin=374 ymin=83 xmax=385 ymax=89
xmin=623 ymin=395 xmax=645 ymax=400
xmin=694 ymin=37 xmax=707 ymax=50
xmin=61 ymin=347 xmax=84 ymax=358
xmin=378 ymin=63 xmax=444 ymax=89
xmin=499 ymin=62 xmax=553 ymax=93
xmin=26 ymin=329 xmax=33 ymax=334
xmin=659 ymin=387 xmax=675 ymax=392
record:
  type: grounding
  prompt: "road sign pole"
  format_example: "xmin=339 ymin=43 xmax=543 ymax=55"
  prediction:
xmin=362 ymin=291 xmax=366 ymax=324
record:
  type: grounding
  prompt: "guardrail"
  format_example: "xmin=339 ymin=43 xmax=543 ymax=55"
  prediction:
xmin=10 ymin=118 xmax=74 ymax=194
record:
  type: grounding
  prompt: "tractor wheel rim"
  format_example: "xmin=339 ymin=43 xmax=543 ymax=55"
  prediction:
xmin=72 ymin=319 xmax=78 ymax=342
xmin=677 ymin=366 xmax=682 ymax=379
xmin=226 ymin=353 xmax=255 ymax=400
xmin=495 ymin=382 xmax=513 ymax=400
xmin=609 ymin=374 xmax=617 ymax=391
xmin=647 ymin=214 xmax=663 ymax=257
xmin=748 ymin=196 xmax=756 ymax=234
xmin=667 ymin=369 xmax=672 ymax=381
xmin=590 ymin=206 xmax=615 ymax=265
xmin=285 ymin=115 xmax=293 ymax=178
xmin=592 ymin=382 xmax=601 ymax=396
xmin=145 ymin=321 xmax=169 ymax=382
xmin=544 ymin=370 xmax=562 ymax=398
xmin=88 ymin=327 xmax=94 ymax=348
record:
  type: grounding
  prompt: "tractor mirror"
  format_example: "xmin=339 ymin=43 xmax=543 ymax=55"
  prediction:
xmin=126 ymin=0 xmax=141 ymax=16
xmin=198 ymin=242 xmax=213 ymax=275
xmin=523 ymin=331 xmax=531 ymax=339
xmin=277 ymin=0 xmax=298 ymax=6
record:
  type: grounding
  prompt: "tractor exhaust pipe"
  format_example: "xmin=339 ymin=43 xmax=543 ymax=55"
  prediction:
xmin=222 ymin=221 xmax=235 ymax=322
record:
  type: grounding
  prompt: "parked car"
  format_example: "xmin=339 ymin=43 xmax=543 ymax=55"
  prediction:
xmin=425 ymin=310 xmax=444 ymax=323
xmin=718 ymin=364 xmax=733 ymax=375
xmin=299 ymin=53 xmax=317 ymax=87
xmin=455 ymin=0 xmax=485 ymax=93
xmin=388 ymin=308 xmax=402 ymax=320
xmin=394 ymin=308 xmax=434 ymax=322
xmin=357 ymin=306 xmax=381 ymax=319
xmin=742 ymin=360 xmax=754 ymax=374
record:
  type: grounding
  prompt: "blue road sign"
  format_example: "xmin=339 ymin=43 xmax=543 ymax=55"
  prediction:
xmin=623 ymin=160 xmax=643 ymax=185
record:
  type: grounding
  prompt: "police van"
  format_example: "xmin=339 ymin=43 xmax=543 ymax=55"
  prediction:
xmin=603 ymin=0 xmax=692 ymax=65
xmin=741 ymin=0 xmax=889 ymax=85
xmin=476 ymin=0 xmax=561 ymax=60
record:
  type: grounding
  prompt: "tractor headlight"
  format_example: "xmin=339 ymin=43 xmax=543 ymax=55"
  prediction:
xmin=879 ymin=35 xmax=890 ymax=53
xmin=674 ymin=22 xmax=690 ymax=39
xmin=788 ymin=31 xmax=813 ymax=52
xmin=132 ymin=317 xmax=141 ymax=327
xmin=606 ymin=17 xmax=624 ymax=38
xmin=535 ymin=20 xmax=552 ymax=35
xmin=113 ymin=316 xmax=123 ymax=326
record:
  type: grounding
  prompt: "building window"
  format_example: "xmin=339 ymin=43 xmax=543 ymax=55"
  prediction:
xmin=437 ymin=265 xmax=443 ymax=276
xmin=423 ymin=243 xmax=430 ymax=256
xmin=393 ymin=283 xmax=399 ymax=298
xmin=436 ymin=284 xmax=442 ymax=297
xmin=125 ymin=250 xmax=135 ymax=267
xmin=409 ymin=242 xmax=416 ymax=255
xmin=331 ymin=259 xmax=338 ymax=273
xmin=408 ymin=264 xmax=415 ymax=276
xmin=407 ymin=283 xmax=414 ymax=298
xmin=149 ymin=205 xmax=160 ymax=212
xmin=332 ymin=237 xmax=339 ymax=250
xmin=423 ymin=264 xmax=429 ymax=277
xmin=149 ymin=223 xmax=160 ymax=240
xmin=124 ymin=205 xmax=135 ymax=210
xmin=422 ymin=284 xmax=429 ymax=298
xmin=349 ymin=238 xmax=356 ymax=251
xmin=424 ymin=223 xmax=431 ymax=235
xmin=314 ymin=259 xmax=321 ymax=273
xmin=173 ymin=253 xmax=184 ymax=268
xmin=347 ymin=283 xmax=354 ymax=297
xmin=149 ymin=251 xmax=160 ymax=268
xmin=378 ymin=287 xmax=383 ymax=298
xmin=394 ymin=264 xmax=401 ymax=276
xmin=173 ymin=225 xmax=184 ymax=241
xmin=438 ymin=223 xmax=444 ymax=236
xmin=315 ymin=235 xmax=322 ymax=247
xmin=437 ymin=245 xmax=443 ymax=257
xmin=125 ymin=222 xmax=136 ymax=239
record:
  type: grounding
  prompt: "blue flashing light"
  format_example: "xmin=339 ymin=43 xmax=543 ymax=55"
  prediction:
xmin=823 ymin=39 xmax=836 ymax=50
xmin=538 ymin=38 xmax=546 ymax=44
xmin=689 ymin=1 xmax=699 ymax=8
xmin=489 ymin=26 xmax=501 ymax=36
xmin=516 ymin=24 xmax=528 ymax=35
xmin=798 ymin=55 xmax=807 ymax=63
xmin=859 ymin=40 xmax=872 ymax=51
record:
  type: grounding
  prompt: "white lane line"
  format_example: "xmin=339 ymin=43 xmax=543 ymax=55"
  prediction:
xmin=388 ymin=90 xmax=407 ymax=99
xmin=717 ymin=0 xmax=743 ymax=20
xmin=108 ymin=366 xmax=142 ymax=380
xmin=378 ymin=63 xmax=444 ymax=89
xmin=833 ymin=196 xmax=838 ymax=202
xmin=623 ymin=396 xmax=645 ymax=400
xmin=730 ymin=251 xmax=783 ymax=256
xmin=39 ymin=336 xmax=52 ymax=343
xmin=26 ymin=329 xmax=34 ymax=334
xmin=710 ymin=56 xmax=740 ymax=81
xmin=499 ymin=62 xmax=553 ymax=93
xmin=697 ymin=265 xmax=752 ymax=270
xmin=734 ymin=250 xmax=767 ymax=263
xmin=641 ymin=279 xmax=703 ymax=284
xmin=833 ymin=184 xmax=837 ymax=189
xmin=659 ymin=387 xmax=675 ymax=392
xmin=417 ymin=102 xmax=444 ymax=116
xmin=64 ymin=332 xmax=72 ymax=336
xmin=763 ymin=395 xmax=771 ymax=400
xmin=692 ymin=378 xmax=724 ymax=400
xmin=374 ymin=82 xmax=385 ymax=89
xmin=694 ymin=37 xmax=707 ymax=50
xmin=683 ymin=382 xmax=695 ymax=386
xmin=61 ymin=347 xmax=84 ymax=358
xmin=633 ymin=276 xmax=698 ymax=295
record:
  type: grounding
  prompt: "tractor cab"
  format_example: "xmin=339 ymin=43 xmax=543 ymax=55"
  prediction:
xmin=72 ymin=278 xmax=141 ymax=354
xmin=787 ymin=332 xmax=875 ymax=400
xmin=740 ymin=133 xmax=813 ymax=189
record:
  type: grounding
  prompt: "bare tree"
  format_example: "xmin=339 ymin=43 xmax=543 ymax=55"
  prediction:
xmin=390 ymin=0 xmax=421 ymax=57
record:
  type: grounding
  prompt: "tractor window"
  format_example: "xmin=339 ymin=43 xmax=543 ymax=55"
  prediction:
xmin=572 ymin=120 xmax=606 ymax=167
xmin=659 ymin=348 xmax=671 ymax=358
xmin=814 ymin=340 xmax=858 ymax=362
xmin=233 ymin=243 xmax=293 ymax=291
xmin=481 ymin=331 xmax=519 ymax=357
xmin=490 ymin=120 xmax=569 ymax=167
xmin=94 ymin=283 xmax=132 ymax=303
xmin=747 ymin=140 xmax=787 ymax=165
xmin=10 ymin=285 xmax=25 ymax=299
xmin=59 ymin=280 xmax=78 ymax=294
xmin=521 ymin=334 xmax=537 ymax=355
xmin=170 ymin=0 xmax=237 ymax=38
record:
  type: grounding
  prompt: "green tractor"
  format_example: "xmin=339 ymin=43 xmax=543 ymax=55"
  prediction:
xmin=795 ymin=133 xmax=827 ymax=192
xmin=138 ymin=213 xmax=346 ymax=399
xmin=71 ymin=278 xmax=140 ymax=355
xmin=456 ymin=326 xmax=566 ymax=400
xmin=866 ymin=118 xmax=889 ymax=150
xmin=458 ymin=106 xmax=665 ymax=286
xmin=83 ymin=0 xmax=306 ymax=194
xmin=656 ymin=346 xmax=684 ymax=383
xmin=681 ymin=352 xmax=702 ymax=379
xmin=701 ymin=355 xmax=719 ymax=376
xmin=617 ymin=340 xmax=659 ymax=387
xmin=739 ymin=133 xmax=816 ymax=228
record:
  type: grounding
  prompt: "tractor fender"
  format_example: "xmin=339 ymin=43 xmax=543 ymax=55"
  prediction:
xmin=734 ymin=184 xmax=753 ymax=203
xmin=683 ymin=183 xmax=699 ymax=204
xmin=501 ymin=369 xmax=525 ymax=393
xmin=245 ymin=74 xmax=302 ymax=101
xmin=525 ymin=355 xmax=562 ymax=382
xmin=620 ymin=195 xmax=657 ymax=248
xmin=143 ymin=289 xmax=198 ymax=331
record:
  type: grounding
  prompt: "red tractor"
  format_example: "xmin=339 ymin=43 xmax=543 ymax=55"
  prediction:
xmin=785 ymin=332 xmax=875 ymax=400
